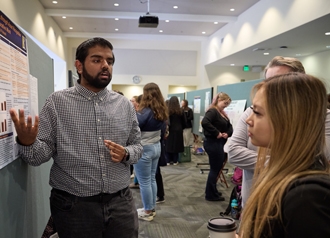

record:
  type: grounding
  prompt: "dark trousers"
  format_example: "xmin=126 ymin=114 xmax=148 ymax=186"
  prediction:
xmin=156 ymin=165 xmax=164 ymax=198
xmin=203 ymin=138 xmax=225 ymax=200
xmin=50 ymin=187 xmax=138 ymax=238
xmin=166 ymin=152 xmax=179 ymax=163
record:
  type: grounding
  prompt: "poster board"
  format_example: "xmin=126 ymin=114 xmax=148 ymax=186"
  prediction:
xmin=186 ymin=87 xmax=213 ymax=136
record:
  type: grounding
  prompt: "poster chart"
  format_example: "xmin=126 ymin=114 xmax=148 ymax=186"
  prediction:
xmin=224 ymin=99 xmax=247 ymax=129
xmin=0 ymin=11 xmax=30 ymax=169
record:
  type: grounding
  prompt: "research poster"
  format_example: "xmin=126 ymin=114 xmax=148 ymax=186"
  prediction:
xmin=224 ymin=99 xmax=247 ymax=129
xmin=0 ymin=11 xmax=30 ymax=169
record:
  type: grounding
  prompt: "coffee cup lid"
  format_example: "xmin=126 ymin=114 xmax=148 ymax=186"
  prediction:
xmin=208 ymin=217 xmax=237 ymax=232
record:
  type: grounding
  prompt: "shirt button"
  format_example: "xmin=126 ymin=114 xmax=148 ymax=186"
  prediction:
xmin=99 ymin=137 xmax=102 ymax=140
xmin=96 ymin=102 xmax=98 ymax=106
xmin=97 ymin=119 xmax=100 ymax=122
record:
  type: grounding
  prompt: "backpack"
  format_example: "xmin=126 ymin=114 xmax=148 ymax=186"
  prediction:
xmin=220 ymin=185 xmax=242 ymax=220
xmin=231 ymin=167 xmax=243 ymax=185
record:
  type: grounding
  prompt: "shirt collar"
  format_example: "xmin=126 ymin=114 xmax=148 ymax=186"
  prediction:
xmin=75 ymin=81 xmax=109 ymax=101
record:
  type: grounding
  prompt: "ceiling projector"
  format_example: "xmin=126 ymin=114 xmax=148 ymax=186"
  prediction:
xmin=139 ymin=15 xmax=159 ymax=28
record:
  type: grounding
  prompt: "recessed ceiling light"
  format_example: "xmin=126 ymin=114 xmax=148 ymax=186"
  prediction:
xmin=115 ymin=18 xmax=119 ymax=21
xmin=230 ymin=64 xmax=235 ymax=66
xmin=264 ymin=52 xmax=269 ymax=55
xmin=159 ymin=30 xmax=163 ymax=33
xmin=115 ymin=28 xmax=118 ymax=31
xmin=296 ymin=54 xmax=301 ymax=56
xmin=62 ymin=16 xmax=66 ymax=19
xmin=325 ymin=32 xmax=330 ymax=35
xmin=165 ymin=20 xmax=170 ymax=23
xmin=52 ymin=1 xmax=58 ymax=4
xmin=114 ymin=3 xmax=119 ymax=7
xmin=202 ymin=32 xmax=206 ymax=34
xmin=326 ymin=46 xmax=330 ymax=48
xmin=173 ymin=6 xmax=178 ymax=9
xmin=214 ymin=22 xmax=218 ymax=24
xmin=69 ymin=27 xmax=73 ymax=30
xmin=230 ymin=8 xmax=235 ymax=11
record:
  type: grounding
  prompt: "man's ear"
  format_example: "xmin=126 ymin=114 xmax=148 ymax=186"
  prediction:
xmin=75 ymin=60 xmax=83 ymax=74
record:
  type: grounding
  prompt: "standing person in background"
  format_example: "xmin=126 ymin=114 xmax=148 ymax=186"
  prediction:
xmin=202 ymin=92 xmax=233 ymax=201
xmin=227 ymin=56 xmax=330 ymax=209
xmin=10 ymin=37 xmax=142 ymax=238
xmin=239 ymin=73 xmax=330 ymax=237
xmin=181 ymin=99 xmax=194 ymax=147
xmin=165 ymin=96 xmax=186 ymax=165
xmin=156 ymin=121 xmax=167 ymax=204
xmin=134 ymin=83 xmax=168 ymax=221
xmin=130 ymin=94 xmax=143 ymax=188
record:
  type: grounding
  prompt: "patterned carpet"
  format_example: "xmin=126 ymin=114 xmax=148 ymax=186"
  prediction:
xmin=131 ymin=153 xmax=236 ymax=238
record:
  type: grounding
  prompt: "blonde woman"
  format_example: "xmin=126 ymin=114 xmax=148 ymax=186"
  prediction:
xmin=240 ymin=73 xmax=330 ymax=237
xmin=201 ymin=92 xmax=233 ymax=201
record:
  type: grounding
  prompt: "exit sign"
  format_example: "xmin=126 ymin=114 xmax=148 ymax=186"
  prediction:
xmin=243 ymin=65 xmax=250 ymax=71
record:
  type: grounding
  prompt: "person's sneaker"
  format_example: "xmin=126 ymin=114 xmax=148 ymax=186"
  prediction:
xmin=156 ymin=197 xmax=165 ymax=204
xmin=130 ymin=174 xmax=135 ymax=179
xmin=137 ymin=209 xmax=154 ymax=221
xmin=137 ymin=208 xmax=156 ymax=217
xmin=129 ymin=183 xmax=139 ymax=189
xmin=173 ymin=162 xmax=179 ymax=165
xmin=166 ymin=163 xmax=170 ymax=166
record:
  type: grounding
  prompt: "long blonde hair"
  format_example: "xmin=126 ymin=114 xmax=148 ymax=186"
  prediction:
xmin=208 ymin=92 xmax=231 ymax=111
xmin=240 ymin=73 xmax=329 ymax=237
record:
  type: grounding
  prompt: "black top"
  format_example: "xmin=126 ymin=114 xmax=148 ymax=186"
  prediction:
xmin=201 ymin=108 xmax=233 ymax=139
xmin=263 ymin=175 xmax=330 ymax=238
xmin=183 ymin=107 xmax=193 ymax=128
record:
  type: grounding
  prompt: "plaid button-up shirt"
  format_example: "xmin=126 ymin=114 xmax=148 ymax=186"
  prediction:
xmin=18 ymin=83 xmax=142 ymax=196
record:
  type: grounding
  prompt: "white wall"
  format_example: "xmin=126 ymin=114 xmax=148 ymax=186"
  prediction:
xmin=301 ymin=50 xmax=330 ymax=90
xmin=203 ymin=0 xmax=330 ymax=65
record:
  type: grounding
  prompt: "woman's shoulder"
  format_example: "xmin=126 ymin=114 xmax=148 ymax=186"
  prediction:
xmin=284 ymin=175 xmax=330 ymax=202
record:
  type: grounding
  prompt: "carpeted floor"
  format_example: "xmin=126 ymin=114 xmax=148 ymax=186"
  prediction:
xmin=131 ymin=152 xmax=236 ymax=238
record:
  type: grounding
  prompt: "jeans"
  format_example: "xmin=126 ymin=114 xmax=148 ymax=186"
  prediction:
xmin=134 ymin=142 xmax=161 ymax=210
xmin=203 ymin=137 xmax=226 ymax=200
xmin=50 ymin=187 xmax=138 ymax=238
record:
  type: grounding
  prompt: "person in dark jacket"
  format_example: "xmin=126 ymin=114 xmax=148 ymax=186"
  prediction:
xmin=181 ymin=99 xmax=194 ymax=146
xmin=165 ymin=96 xmax=186 ymax=165
xmin=202 ymin=92 xmax=233 ymax=201
xmin=134 ymin=83 xmax=168 ymax=221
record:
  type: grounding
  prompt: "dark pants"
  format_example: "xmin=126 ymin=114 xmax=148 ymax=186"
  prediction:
xmin=203 ymin=138 xmax=225 ymax=200
xmin=166 ymin=152 xmax=179 ymax=163
xmin=50 ymin=187 xmax=138 ymax=238
xmin=156 ymin=165 xmax=164 ymax=198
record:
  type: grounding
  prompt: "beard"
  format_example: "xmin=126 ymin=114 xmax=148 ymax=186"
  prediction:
xmin=82 ymin=67 xmax=112 ymax=89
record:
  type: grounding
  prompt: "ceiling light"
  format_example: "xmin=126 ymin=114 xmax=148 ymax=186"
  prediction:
xmin=115 ymin=29 xmax=119 ymax=31
xmin=214 ymin=22 xmax=218 ymax=24
xmin=296 ymin=54 xmax=301 ymax=56
xmin=326 ymin=46 xmax=330 ymax=48
xmin=202 ymin=32 xmax=206 ymax=34
xmin=62 ymin=16 xmax=66 ymax=19
xmin=165 ymin=20 xmax=169 ymax=22
xmin=69 ymin=27 xmax=73 ymax=30
xmin=159 ymin=30 xmax=163 ymax=33
xmin=325 ymin=32 xmax=330 ymax=35
xmin=173 ymin=6 xmax=178 ymax=9
xmin=52 ymin=1 xmax=58 ymax=4
xmin=263 ymin=52 xmax=269 ymax=55
xmin=230 ymin=64 xmax=235 ymax=66
xmin=114 ymin=3 xmax=119 ymax=7
xmin=115 ymin=18 xmax=119 ymax=21
xmin=230 ymin=8 xmax=235 ymax=11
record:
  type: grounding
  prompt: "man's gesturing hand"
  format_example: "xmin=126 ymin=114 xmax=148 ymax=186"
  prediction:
xmin=9 ymin=108 xmax=39 ymax=146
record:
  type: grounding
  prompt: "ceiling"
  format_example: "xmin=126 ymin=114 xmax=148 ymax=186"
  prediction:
xmin=39 ymin=0 xmax=330 ymax=66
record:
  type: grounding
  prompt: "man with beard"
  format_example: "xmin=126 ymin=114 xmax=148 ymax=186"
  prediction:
xmin=9 ymin=37 xmax=142 ymax=238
